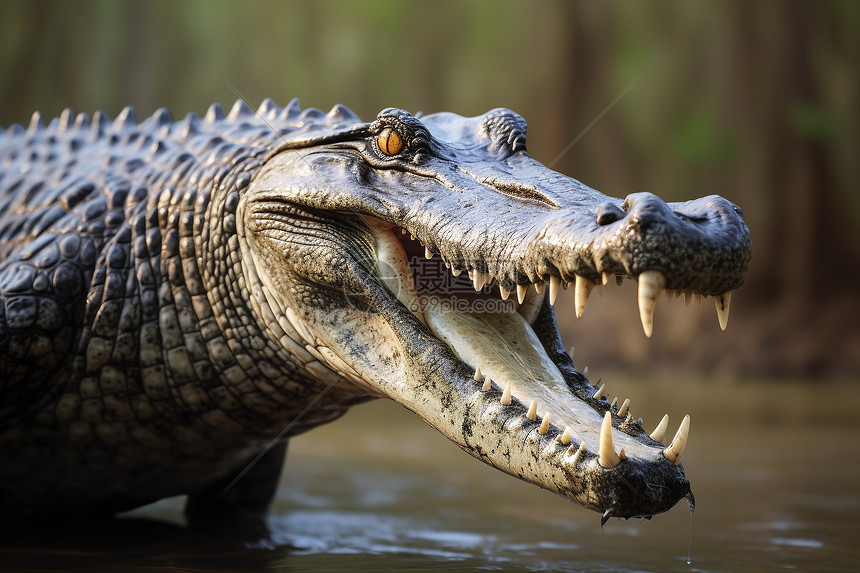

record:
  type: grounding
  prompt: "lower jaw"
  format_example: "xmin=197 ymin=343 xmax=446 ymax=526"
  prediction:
xmin=364 ymin=220 xmax=692 ymax=517
xmin=371 ymin=221 xmax=666 ymax=462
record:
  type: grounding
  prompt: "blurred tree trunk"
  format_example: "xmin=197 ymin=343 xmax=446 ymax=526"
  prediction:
xmin=740 ymin=0 xmax=860 ymax=304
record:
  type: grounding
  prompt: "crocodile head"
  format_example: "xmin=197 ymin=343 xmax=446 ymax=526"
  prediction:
xmin=240 ymin=105 xmax=751 ymax=521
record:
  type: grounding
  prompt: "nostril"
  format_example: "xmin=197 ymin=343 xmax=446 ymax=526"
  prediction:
xmin=596 ymin=202 xmax=626 ymax=226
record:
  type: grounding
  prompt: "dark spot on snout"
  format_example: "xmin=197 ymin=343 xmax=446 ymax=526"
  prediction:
xmin=596 ymin=202 xmax=626 ymax=226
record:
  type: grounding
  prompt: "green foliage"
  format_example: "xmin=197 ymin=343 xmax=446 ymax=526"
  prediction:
xmin=670 ymin=107 xmax=735 ymax=164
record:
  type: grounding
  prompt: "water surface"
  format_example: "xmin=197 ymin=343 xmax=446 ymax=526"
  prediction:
xmin=2 ymin=376 xmax=858 ymax=572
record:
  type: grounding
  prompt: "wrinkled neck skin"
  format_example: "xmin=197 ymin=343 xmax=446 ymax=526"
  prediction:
xmin=238 ymin=107 xmax=750 ymax=521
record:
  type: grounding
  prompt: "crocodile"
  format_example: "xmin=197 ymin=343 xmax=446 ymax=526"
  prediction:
xmin=0 ymin=99 xmax=751 ymax=526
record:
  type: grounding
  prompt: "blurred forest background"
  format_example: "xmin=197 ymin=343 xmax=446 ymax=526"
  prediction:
xmin=1 ymin=0 xmax=857 ymax=380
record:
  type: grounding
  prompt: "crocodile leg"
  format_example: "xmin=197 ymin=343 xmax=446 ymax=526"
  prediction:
xmin=184 ymin=440 xmax=288 ymax=529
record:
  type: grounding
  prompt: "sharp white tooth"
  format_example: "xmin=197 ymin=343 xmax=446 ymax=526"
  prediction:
xmin=663 ymin=414 xmax=690 ymax=465
xmin=410 ymin=233 xmax=416 ymax=240
xmin=570 ymin=441 xmax=586 ymax=464
xmin=574 ymin=275 xmax=594 ymax=318
xmin=549 ymin=275 xmax=560 ymax=306
xmin=617 ymin=398 xmax=630 ymax=417
xmin=499 ymin=284 xmax=511 ymax=300
xmin=595 ymin=282 xmax=604 ymax=297
xmin=527 ymin=400 xmax=537 ymax=420
xmin=592 ymin=383 xmax=605 ymax=400
xmin=534 ymin=281 xmax=545 ymax=294
xmin=650 ymin=414 xmax=669 ymax=443
xmin=715 ymin=291 xmax=732 ymax=331
xmin=559 ymin=426 xmax=572 ymax=445
xmin=473 ymin=366 xmax=483 ymax=381
xmin=601 ymin=272 xmax=611 ymax=286
xmin=583 ymin=365 xmax=589 ymax=378
xmin=598 ymin=411 xmax=621 ymax=468
xmin=516 ymin=283 xmax=528 ymax=304
xmin=610 ymin=397 xmax=618 ymax=408
xmin=452 ymin=267 xmax=463 ymax=277
xmin=473 ymin=271 xmax=486 ymax=291
xmin=425 ymin=247 xmax=434 ymax=259
xmin=567 ymin=345 xmax=575 ymax=360
xmin=538 ymin=412 xmax=550 ymax=435
xmin=619 ymin=448 xmax=627 ymax=461
xmin=695 ymin=293 xmax=702 ymax=306
xmin=444 ymin=261 xmax=450 ymax=268
xmin=637 ymin=270 xmax=666 ymax=338
xmin=684 ymin=292 xmax=692 ymax=306
xmin=482 ymin=376 xmax=492 ymax=391
xmin=501 ymin=381 xmax=512 ymax=405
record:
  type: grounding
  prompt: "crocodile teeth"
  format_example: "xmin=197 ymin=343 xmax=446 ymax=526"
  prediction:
xmin=695 ymin=293 xmax=703 ymax=306
xmin=592 ymin=383 xmax=605 ymax=400
xmin=516 ymin=283 xmax=528 ymax=304
xmin=473 ymin=271 xmax=486 ymax=291
xmin=482 ymin=376 xmax=492 ymax=391
xmin=617 ymin=398 xmax=630 ymax=417
xmin=538 ymin=412 xmax=550 ymax=435
xmin=425 ymin=247 xmax=434 ymax=259
xmin=567 ymin=345 xmax=575 ymax=360
xmin=501 ymin=381 xmax=512 ymax=405
xmin=527 ymin=400 xmax=538 ymax=420
xmin=663 ymin=414 xmax=690 ymax=465
xmin=559 ymin=426 xmax=572 ymax=445
xmin=685 ymin=292 xmax=693 ymax=306
xmin=715 ymin=291 xmax=732 ymax=331
xmin=601 ymin=272 xmax=611 ymax=285
xmin=534 ymin=281 xmax=545 ymax=295
xmin=473 ymin=366 xmax=483 ymax=381
xmin=499 ymin=284 xmax=511 ymax=300
xmin=452 ymin=267 xmax=463 ymax=277
xmin=570 ymin=442 xmax=586 ymax=464
xmin=610 ymin=397 xmax=617 ymax=408
xmin=650 ymin=414 xmax=669 ymax=442
xmin=598 ymin=411 xmax=622 ymax=468
xmin=637 ymin=270 xmax=666 ymax=338
xmin=574 ymin=275 xmax=594 ymax=318
xmin=549 ymin=275 xmax=560 ymax=305
xmin=582 ymin=365 xmax=589 ymax=378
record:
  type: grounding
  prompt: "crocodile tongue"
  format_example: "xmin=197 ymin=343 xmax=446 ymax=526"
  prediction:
xmin=421 ymin=295 xmax=661 ymax=461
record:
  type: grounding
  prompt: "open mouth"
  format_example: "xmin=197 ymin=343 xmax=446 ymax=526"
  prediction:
xmin=367 ymin=217 xmax=692 ymax=476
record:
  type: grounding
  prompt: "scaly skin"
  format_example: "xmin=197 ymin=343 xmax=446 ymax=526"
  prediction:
xmin=0 ymin=99 xmax=750 ymax=523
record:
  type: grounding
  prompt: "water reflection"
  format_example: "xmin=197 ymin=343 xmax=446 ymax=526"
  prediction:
xmin=2 ymin=377 xmax=858 ymax=572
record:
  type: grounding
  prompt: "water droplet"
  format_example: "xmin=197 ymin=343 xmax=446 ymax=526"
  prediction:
xmin=686 ymin=491 xmax=695 ymax=565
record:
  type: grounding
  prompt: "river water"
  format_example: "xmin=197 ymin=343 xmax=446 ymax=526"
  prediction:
xmin=2 ymin=375 xmax=858 ymax=572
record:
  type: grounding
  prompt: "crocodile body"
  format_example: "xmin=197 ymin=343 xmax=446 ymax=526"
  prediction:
xmin=0 ymin=100 xmax=750 ymax=523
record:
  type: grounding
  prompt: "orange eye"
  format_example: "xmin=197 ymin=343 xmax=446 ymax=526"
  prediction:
xmin=377 ymin=128 xmax=404 ymax=156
